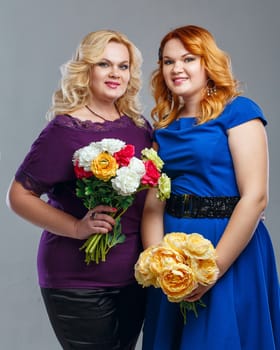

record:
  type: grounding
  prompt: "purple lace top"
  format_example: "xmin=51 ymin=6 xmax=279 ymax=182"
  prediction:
xmin=15 ymin=114 xmax=153 ymax=288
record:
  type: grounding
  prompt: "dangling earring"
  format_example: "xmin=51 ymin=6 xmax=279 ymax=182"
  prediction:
xmin=207 ymin=79 xmax=217 ymax=96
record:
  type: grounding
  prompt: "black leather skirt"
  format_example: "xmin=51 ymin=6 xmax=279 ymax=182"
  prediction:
xmin=41 ymin=283 xmax=146 ymax=350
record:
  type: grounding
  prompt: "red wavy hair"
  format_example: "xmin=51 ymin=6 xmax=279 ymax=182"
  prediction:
xmin=151 ymin=25 xmax=241 ymax=128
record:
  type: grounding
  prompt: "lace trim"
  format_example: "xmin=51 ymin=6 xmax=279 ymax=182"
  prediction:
xmin=54 ymin=114 xmax=134 ymax=131
xmin=15 ymin=169 xmax=48 ymax=195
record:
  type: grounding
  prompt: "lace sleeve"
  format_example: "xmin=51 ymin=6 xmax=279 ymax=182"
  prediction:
xmin=13 ymin=117 xmax=78 ymax=195
xmin=15 ymin=167 xmax=50 ymax=195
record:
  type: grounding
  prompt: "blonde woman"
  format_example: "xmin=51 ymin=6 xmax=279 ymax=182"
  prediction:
xmin=7 ymin=30 xmax=152 ymax=349
xmin=141 ymin=25 xmax=280 ymax=349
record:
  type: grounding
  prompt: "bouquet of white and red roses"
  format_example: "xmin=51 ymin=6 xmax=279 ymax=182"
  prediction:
xmin=72 ymin=138 xmax=171 ymax=264
xmin=135 ymin=232 xmax=219 ymax=324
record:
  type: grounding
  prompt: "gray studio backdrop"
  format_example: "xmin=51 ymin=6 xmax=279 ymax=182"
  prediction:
xmin=1 ymin=0 xmax=279 ymax=349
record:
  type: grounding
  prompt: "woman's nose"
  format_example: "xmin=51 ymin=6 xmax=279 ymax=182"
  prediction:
xmin=172 ymin=61 xmax=183 ymax=73
xmin=109 ymin=66 xmax=120 ymax=78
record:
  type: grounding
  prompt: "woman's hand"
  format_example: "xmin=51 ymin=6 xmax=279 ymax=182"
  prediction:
xmin=7 ymin=180 xmax=119 ymax=240
xmin=184 ymin=282 xmax=216 ymax=302
xmin=74 ymin=205 xmax=117 ymax=240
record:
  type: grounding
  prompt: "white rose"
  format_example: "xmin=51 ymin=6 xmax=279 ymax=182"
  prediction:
xmin=73 ymin=145 xmax=101 ymax=171
xmin=128 ymin=157 xmax=146 ymax=177
xmin=97 ymin=138 xmax=125 ymax=154
xmin=111 ymin=167 xmax=141 ymax=195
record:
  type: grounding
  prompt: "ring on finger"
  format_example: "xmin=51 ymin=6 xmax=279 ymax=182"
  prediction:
xmin=91 ymin=212 xmax=97 ymax=220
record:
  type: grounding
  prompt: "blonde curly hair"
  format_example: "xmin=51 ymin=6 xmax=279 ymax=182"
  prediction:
xmin=151 ymin=25 xmax=241 ymax=128
xmin=46 ymin=30 xmax=144 ymax=126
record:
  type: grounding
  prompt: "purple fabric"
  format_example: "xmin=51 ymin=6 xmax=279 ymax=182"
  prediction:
xmin=15 ymin=114 xmax=153 ymax=288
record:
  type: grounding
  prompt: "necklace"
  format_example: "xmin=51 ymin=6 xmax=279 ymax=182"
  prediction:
xmin=85 ymin=105 xmax=120 ymax=122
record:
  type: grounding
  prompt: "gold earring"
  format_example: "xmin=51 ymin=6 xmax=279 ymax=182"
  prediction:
xmin=207 ymin=79 xmax=217 ymax=96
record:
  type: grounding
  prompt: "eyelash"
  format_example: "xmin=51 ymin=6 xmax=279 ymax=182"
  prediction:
xmin=185 ymin=57 xmax=195 ymax=63
xmin=97 ymin=62 xmax=109 ymax=67
xmin=96 ymin=62 xmax=129 ymax=70
xmin=163 ymin=60 xmax=173 ymax=65
xmin=163 ymin=57 xmax=195 ymax=65
xmin=120 ymin=64 xmax=129 ymax=70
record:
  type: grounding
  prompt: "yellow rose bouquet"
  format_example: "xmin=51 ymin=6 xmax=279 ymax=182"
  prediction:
xmin=135 ymin=232 xmax=219 ymax=324
xmin=73 ymin=138 xmax=171 ymax=264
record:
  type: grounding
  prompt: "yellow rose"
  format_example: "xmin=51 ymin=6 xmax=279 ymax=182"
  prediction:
xmin=191 ymin=258 xmax=219 ymax=286
xmin=163 ymin=232 xmax=189 ymax=257
xmin=158 ymin=263 xmax=198 ymax=302
xmin=134 ymin=246 xmax=158 ymax=287
xmin=91 ymin=152 xmax=118 ymax=181
xmin=183 ymin=233 xmax=216 ymax=260
xmin=150 ymin=245 xmax=184 ymax=278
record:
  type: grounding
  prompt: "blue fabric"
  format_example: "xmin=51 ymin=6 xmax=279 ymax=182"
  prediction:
xmin=142 ymin=97 xmax=280 ymax=350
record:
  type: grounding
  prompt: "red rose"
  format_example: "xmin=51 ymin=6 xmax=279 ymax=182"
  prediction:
xmin=74 ymin=163 xmax=93 ymax=179
xmin=141 ymin=160 xmax=160 ymax=186
xmin=114 ymin=144 xmax=135 ymax=166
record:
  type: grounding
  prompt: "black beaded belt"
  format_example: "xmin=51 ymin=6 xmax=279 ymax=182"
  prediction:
xmin=165 ymin=193 xmax=240 ymax=218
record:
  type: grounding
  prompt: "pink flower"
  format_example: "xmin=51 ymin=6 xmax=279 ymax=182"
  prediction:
xmin=141 ymin=160 xmax=161 ymax=186
xmin=114 ymin=144 xmax=135 ymax=166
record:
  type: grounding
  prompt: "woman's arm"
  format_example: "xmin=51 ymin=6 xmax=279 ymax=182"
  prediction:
xmin=141 ymin=187 xmax=166 ymax=249
xmin=186 ymin=118 xmax=269 ymax=302
xmin=7 ymin=179 xmax=116 ymax=240
xmin=141 ymin=141 xmax=166 ymax=248
xmin=215 ymin=118 xmax=268 ymax=277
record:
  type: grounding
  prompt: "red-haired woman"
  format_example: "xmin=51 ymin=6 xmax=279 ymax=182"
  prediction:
xmin=141 ymin=25 xmax=280 ymax=350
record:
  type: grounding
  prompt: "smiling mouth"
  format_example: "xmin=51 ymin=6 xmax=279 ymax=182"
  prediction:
xmin=105 ymin=82 xmax=120 ymax=89
xmin=172 ymin=77 xmax=188 ymax=85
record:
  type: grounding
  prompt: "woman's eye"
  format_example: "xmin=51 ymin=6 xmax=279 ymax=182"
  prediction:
xmin=163 ymin=59 xmax=173 ymax=65
xmin=184 ymin=56 xmax=195 ymax=63
xmin=119 ymin=64 xmax=129 ymax=70
xmin=97 ymin=62 xmax=109 ymax=67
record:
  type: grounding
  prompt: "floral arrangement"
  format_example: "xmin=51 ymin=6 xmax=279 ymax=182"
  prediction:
xmin=134 ymin=232 xmax=219 ymax=324
xmin=72 ymin=138 xmax=171 ymax=264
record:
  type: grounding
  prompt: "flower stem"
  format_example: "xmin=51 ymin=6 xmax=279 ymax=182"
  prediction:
xmin=180 ymin=299 xmax=206 ymax=325
xmin=79 ymin=209 xmax=128 ymax=264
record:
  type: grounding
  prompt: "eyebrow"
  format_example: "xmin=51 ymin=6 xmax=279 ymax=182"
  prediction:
xmin=163 ymin=53 xmax=192 ymax=59
xmin=99 ymin=58 xmax=130 ymax=64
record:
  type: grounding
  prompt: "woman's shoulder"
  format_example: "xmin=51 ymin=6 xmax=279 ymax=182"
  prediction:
xmin=51 ymin=114 xmax=87 ymax=128
xmin=227 ymin=96 xmax=263 ymax=111
xmin=220 ymin=95 xmax=267 ymax=128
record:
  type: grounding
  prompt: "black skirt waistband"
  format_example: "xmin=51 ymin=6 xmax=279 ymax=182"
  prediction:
xmin=165 ymin=193 xmax=240 ymax=218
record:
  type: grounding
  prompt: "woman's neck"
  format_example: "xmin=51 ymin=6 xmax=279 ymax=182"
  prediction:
xmin=178 ymin=98 xmax=200 ymax=118
xmin=86 ymin=100 xmax=119 ymax=117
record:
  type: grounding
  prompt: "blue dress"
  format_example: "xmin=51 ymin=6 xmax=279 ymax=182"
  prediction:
xmin=142 ymin=97 xmax=280 ymax=350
